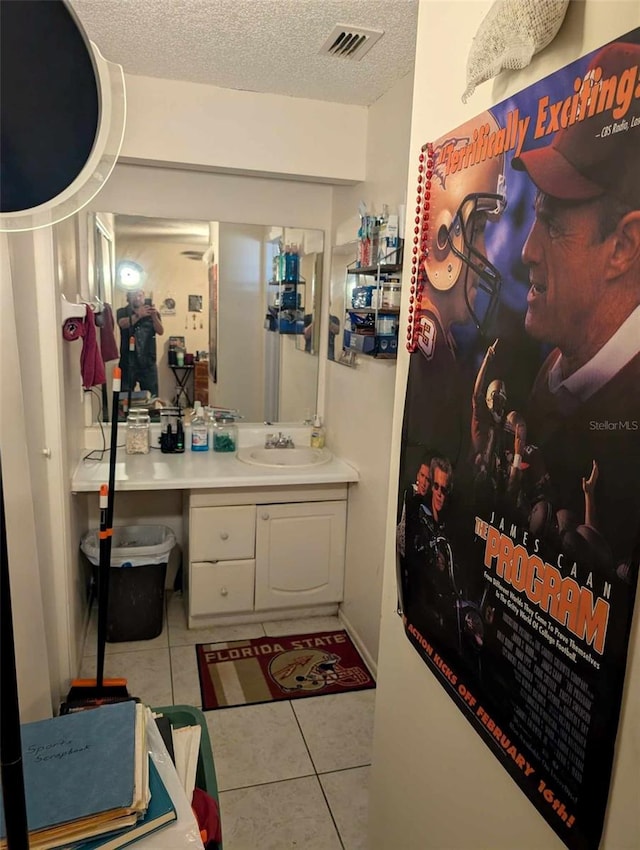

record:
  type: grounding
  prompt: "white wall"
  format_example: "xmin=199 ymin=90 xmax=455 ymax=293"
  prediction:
xmin=326 ymin=71 xmax=415 ymax=668
xmin=89 ymin=164 xmax=333 ymax=243
xmin=1 ymin=232 xmax=55 ymax=720
xmin=370 ymin=2 xmax=640 ymax=849
xmin=121 ymin=74 xmax=368 ymax=184
xmin=54 ymin=215 xmax=95 ymax=688
xmin=217 ymin=223 xmax=265 ymax=421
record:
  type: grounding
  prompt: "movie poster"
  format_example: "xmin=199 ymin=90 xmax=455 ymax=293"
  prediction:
xmin=397 ymin=31 xmax=640 ymax=850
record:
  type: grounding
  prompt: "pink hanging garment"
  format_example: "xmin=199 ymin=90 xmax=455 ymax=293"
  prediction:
xmin=98 ymin=303 xmax=119 ymax=362
xmin=80 ymin=305 xmax=106 ymax=388
xmin=62 ymin=305 xmax=106 ymax=389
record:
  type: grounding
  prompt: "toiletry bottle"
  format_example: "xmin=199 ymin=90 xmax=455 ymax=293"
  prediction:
xmin=205 ymin=407 xmax=215 ymax=448
xmin=310 ymin=415 xmax=325 ymax=449
xmin=213 ymin=416 xmax=238 ymax=452
xmin=191 ymin=401 xmax=208 ymax=451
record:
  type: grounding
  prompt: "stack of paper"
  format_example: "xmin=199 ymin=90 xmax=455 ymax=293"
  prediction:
xmin=171 ymin=725 xmax=201 ymax=800
xmin=151 ymin=713 xmax=201 ymax=801
xmin=0 ymin=702 xmax=176 ymax=850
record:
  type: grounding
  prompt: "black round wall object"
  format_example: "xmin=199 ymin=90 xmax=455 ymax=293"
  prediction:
xmin=0 ymin=0 xmax=99 ymax=213
xmin=0 ymin=0 xmax=125 ymax=232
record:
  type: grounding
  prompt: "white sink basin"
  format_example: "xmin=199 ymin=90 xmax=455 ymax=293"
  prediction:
xmin=237 ymin=446 xmax=332 ymax=468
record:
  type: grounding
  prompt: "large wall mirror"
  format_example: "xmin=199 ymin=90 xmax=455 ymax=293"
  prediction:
xmin=92 ymin=212 xmax=323 ymax=423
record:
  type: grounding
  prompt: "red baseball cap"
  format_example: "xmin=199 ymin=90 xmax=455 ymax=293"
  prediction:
xmin=512 ymin=40 xmax=640 ymax=207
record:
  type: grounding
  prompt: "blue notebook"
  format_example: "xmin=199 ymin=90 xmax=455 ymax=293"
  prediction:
xmin=71 ymin=758 xmax=177 ymax=850
xmin=0 ymin=701 xmax=139 ymax=840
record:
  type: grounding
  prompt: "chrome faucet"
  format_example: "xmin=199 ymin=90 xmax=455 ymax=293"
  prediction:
xmin=265 ymin=432 xmax=295 ymax=448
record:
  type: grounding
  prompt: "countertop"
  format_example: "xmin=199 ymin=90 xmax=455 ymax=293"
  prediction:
xmin=71 ymin=446 xmax=359 ymax=492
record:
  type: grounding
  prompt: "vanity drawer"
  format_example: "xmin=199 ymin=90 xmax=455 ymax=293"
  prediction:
xmin=190 ymin=560 xmax=255 ymax=615
xmin=190 ymin=506 xmax=255 ymax=561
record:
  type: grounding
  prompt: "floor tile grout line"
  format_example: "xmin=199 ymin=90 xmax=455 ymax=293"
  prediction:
xmin=316 ymin=762 xmax=372 ymax=775
xmin=286 ymin=698 xmax=346 ymax=848
xmin=167 ymin=596 xmax=176 ymax=705
xmin=217 ymin=773 xmax=346 ymax=850
xmin=315 ymin=772 xmax=346 ymax=849
xmin=218 ymin=771 xmax=318 ymax=794
xmin=288 ymin=698 xmax=320 ymax=774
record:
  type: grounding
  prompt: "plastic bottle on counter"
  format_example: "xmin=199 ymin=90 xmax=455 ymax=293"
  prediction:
xmin=310 ymin=415 xmax=325 ymax=449
xmin=213 ymin=416 xmax=238 ymax=453
xmin=190 ymin=401 xmax=209 ymax=451
xmin=204 ymin=407 xmax=216 ymax=448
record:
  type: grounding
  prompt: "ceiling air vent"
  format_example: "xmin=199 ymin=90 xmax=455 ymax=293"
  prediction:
xmin=319 ymin=24 xmax=384 ymax=61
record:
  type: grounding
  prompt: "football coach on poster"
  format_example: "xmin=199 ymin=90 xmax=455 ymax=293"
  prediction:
xmin=512 ymin=39 xmax=640 ymax=574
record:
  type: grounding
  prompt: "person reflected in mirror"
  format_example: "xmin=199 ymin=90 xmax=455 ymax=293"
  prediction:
xmin=302 ymin=313 xmax=340 ymax=359
xmin=327 ymin=314 xmax=340 ymax=361
xmin=116 ymin=289 xmax=164 ymax=397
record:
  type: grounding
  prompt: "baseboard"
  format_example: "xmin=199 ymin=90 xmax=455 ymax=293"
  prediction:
xmin=338 ymin=609 xmax=378 ymax=680
xmin=188 ymin=603 xmax=339 ymax=629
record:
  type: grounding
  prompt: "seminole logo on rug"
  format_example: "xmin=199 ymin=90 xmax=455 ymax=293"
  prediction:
xmin=196 ymin=630 xmax=375 ymax=710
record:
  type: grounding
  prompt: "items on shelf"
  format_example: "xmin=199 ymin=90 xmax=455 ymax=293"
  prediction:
xmin=272 ymin=242 xmax=301 ymax=284
xmin=357 ymin=203 xmax=404 ymax=270
xmin=268 ymin=241 xmax=306 ymax=335
xmin=342 ymin=231 xmax=403 ymax=359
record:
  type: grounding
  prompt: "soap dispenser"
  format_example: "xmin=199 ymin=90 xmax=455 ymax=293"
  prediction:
xmin=310 ymin=415 xmax=325 ymax=449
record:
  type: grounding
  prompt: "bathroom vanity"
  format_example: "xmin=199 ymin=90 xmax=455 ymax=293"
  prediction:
xmin=71 ymin=427 xmax=359 ymax=628
xmin=186 ymin=483 xmax=347 ymax=626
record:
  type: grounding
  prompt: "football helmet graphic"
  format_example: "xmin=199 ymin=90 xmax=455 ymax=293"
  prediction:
xmin=268 ymin=649 xmax=370 ymax=693
xmin=425 ymin=111 xmax=507 ymax=332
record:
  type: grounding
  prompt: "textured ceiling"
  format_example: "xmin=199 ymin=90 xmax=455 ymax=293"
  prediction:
xmin=69 ymin=0 xmax=418 ymax=106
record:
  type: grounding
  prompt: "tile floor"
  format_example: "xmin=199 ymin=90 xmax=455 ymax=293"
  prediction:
xmin=80 ymin=593 xmax=375 ymax=849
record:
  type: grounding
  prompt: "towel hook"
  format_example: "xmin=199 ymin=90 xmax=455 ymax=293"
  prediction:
xmin=61 ymin=295 xmax=87 ymax=325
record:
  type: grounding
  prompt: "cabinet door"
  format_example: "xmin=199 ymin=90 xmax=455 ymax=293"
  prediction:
xmin=190 ymin=560 xmax=255 ymax=616
xmin=255 ymin=501 xmax=346 ymax=610
xmin=190 ymin=505 xmax=255 ymax=562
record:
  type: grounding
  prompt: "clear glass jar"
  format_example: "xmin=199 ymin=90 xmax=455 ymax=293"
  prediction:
xmin=125 ymin=410 xmax=150 ymax=454
xmin=212 ymin=417 xmax=238 ymax=453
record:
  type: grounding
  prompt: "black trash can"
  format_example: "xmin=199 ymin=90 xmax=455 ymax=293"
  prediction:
xmin=81 ymin=525 xmax=176 ymax=642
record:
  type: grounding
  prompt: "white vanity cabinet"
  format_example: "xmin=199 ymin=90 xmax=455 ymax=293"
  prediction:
xmin=255 ymin=501 xmax=346 ymax=609
xmin=185 ymin=484 xmax=348 ymax=626
xmin=189 ymin=505 xmax=256 ymax=616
